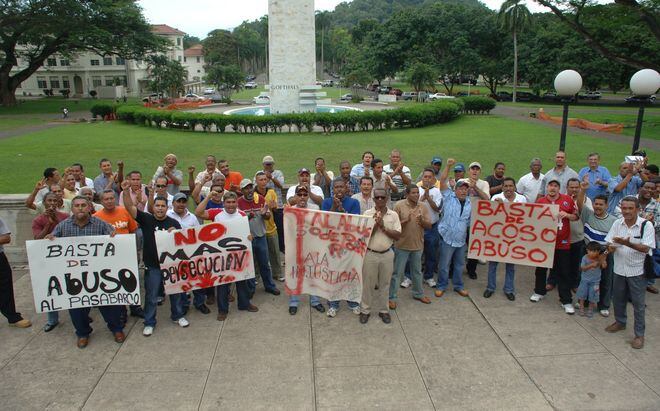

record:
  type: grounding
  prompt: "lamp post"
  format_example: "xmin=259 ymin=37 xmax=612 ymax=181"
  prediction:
xmin=629 ymin=69 xmax=660 ymax=154
xmin=554 ymin=70 xmax=583 ymax=151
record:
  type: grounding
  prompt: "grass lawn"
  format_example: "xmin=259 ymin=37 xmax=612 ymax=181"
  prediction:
xmin=0 ymin=114 xmax=655 ymax=193
xmin=540 ymin=110 xmax=660 ymax=140
xmin=0 ymin=117 xmax=46 ymax=131
xmin=0 ymin=97 xmax=141 ymax=115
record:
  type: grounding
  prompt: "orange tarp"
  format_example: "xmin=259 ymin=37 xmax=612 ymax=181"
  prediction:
xmin=537 ymin=109 xmax=624 ymax=133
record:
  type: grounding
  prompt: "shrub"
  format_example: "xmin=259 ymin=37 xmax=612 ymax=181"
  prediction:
xmin=90 ymin=102 xmax=116 ymax=119
xmin=460 ymin=96 xmax=496 ymax=114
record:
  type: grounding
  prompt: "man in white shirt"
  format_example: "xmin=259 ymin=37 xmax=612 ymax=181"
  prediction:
xmin=416 ymin=168 xmax=443 ymax=288
xmin=485 ymin=177 xmax=527 ymax=301
xmin=70 ymin=163 xmax=94 ymax=192
xmin=352 ymin=176 xmax=375 ymax=214
xmin=188 ymin=155 xmax=221 ymax=195
xmin=605 ymin=196 xmax=656 ymax=349
xmin=383 ymin=149 xmax=412 ymax=202
xmin=286 ymin=168 xmax=324 ymax=209
xmin=517 ymin=158 xmax=544 ymax=203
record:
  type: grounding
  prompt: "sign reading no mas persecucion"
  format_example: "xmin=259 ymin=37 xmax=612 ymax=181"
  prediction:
xmin=156 ymin=221 xmax=255 ymax=295
xmin=284 ymin=207 xmax=375 ymax=302
xmin=26 ymin=234 xmax=140 ymax=313
xmin=468 ymin=200 xmax=559 ymax=268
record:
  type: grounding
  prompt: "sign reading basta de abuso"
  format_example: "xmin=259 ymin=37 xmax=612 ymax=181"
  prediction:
xmin=468 ymin=200 xmax=559 ymax=268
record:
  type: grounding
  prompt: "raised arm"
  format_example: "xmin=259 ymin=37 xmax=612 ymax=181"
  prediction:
xmin=439 ymin=158 xmax=454 ymax=191
xmin=121 ymin=180 xmax=138 ymax=219
xmin=194 ymin=193 xmax=213 ymax=220
xmin=25 ymin=179 xmax=46 ymax=210
xmin=188 ymin=166 xmax=196 ymax=193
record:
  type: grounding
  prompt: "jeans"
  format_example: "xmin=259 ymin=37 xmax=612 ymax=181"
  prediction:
xmin=266 ymin=232 xmax=282 ymax=279
xmin=612 ymin=273 xmax=646 ymax=337
xmin=423 ymin=223 xmax=440 ymax=280
xmin=487 ymin=262 xmax=515 ymax=294
xmin=144 ymin=266 xmax=184 ymax=327
xmin=437 ymin=240 xmax=466 ymax=291
xmin=217 ymin=281 xmax=251 ymax=313
xmin=598 ymin=253 xmax=614 ymax=310
xmin=534 ymin=249 xmax=572 ymax=305
xmin=390 ymin=248 xmax=423 ymax=300
xmin=647 ymin=248 xmax=660 ymax=286
xmin=0 ymin=252 xmax=22 ymax=323
xmin=288 ymin=294 xmax=321 ymax=307
xmin=327 ymin=300 xmax=359 ymax=310
xmin=69 ymin=306 xmax=123 ymax=338
xmin=569 ymin=241 xmax=585 ymax=289
xmin=247 ymin=235 xmax=277 ymax=293
xmin=46 ymin=311 xmax=59 ymax=326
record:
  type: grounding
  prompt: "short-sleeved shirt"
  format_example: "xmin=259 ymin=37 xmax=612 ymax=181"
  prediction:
xmin=223 ymin=171 xmax=244 ymax=191
xmin=94 ymin=206 xmax=138 ymax=235
xmin=492 ymin=192 xmax=527 ymax=204
xmin=255 ymin=188 xmax=278 ymax=235
xmin=580 ymin=255 xmax=602 ymax=282
xmin=350 ymin=163 xmax=370 ymax=179
xmin=0 ymin=217 xmax=10 ymax=253
xmin=438 ymin=189 xmax=471 ymax=247
xmin=134 ymin=210 xmax=181 ymax=268
xmin=321 ymin=196 xmax=361 ymax=215
xmin=311 ymin=170 xmax=335 ymax=198
xmin=537 ymin=194 xmax=576 ymax=250
xmin=52 ymin=216 xmax=114 ymax=238
xmin=195 ymin=169 xmax=222 ymax=190
xmin=485 ymin=175 xmax=504 ymax=196
xmin=152 ymin=166 xmax=184 ymax=195
xmin=383 ymin=164 xmax=411 ymax=201
xmin=330 ymin=176 xmax=360 ymax=196
xmin=517 ymin=172 xmax=545 ymax=202
xmin=570 ymin=196 xmax=592 ymax=243
xmin=364 ymin=208 xmax=401 ymax=252
xmin=418 ymin=186 xmax=443 ymax=224
xmin=166 ymin=209 xmax=200 ymax=229
xmin=286 ymin=184 xmax=324 ymax=210
xmin=352 ymin=193 xmax=375 ymax=214
xmin=32 ymin=211 xmax=69 ymax=238
xmin=458 ymin=178 xmax=490 ymax=200
xmin=238 ymin=195 xmax=267 ymax=237
xmin=581 ymin=207 xmax=617 ymax=245
xmin=35 ymin=199 xmax=72 ymax=215
xmin=256 ymin=170 xmax=285 ymax=207
xmin=539 ymin=166 xmax=579 ymax=195
xmin=206 ymin=209 xmax=250 ymax=239
xmin=605 ymin=216 xmax=656 ymax=277
xmin=118 ymin=185 xmax=148 ymax=212
xmin=608 ymin=174 xmax=643 ymax=214
xmin=578 ymin=166 xmax=612 ymax=200
xmin=93 ymin=174 xmax=120 ymax=199
xmin=394 ymin=199 xmax=427 ymax=251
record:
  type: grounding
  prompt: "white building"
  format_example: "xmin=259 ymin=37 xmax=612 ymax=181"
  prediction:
xmin=11 ymin=24 xmax=186 ymax=98
xmin=183 ymin=44 xmax=206 ymax=83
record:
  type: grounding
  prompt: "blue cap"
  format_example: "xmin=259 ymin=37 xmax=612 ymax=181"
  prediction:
xmin=453 ymin=163 xmax=465 ymax=172
xmin=431 ymin=156 xmax=442 ymax=165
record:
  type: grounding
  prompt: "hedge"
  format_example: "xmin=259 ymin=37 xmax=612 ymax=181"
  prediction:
xmin=460 ymin=96 xmax=496 ymax=114
xmin=110 ymin=100 xmax=463 ymax=133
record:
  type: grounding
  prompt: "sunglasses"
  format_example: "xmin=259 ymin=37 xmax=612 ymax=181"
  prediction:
xmin=374 ymin=196 xmax=387 ymax=200
xmin=155 ymin=184 xmax=166 ymax=188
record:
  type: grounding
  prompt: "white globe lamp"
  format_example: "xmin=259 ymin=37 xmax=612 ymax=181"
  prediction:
xmin=554 ymin=70 xmax=582 ymax=96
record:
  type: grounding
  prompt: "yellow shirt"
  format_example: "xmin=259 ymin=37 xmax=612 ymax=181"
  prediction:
xmin=256 ymin=189 xmax=278 ymax=235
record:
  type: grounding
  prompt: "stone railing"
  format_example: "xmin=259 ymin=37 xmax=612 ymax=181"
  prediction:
xmin=0 ymin=194 xmax=33 ymax=264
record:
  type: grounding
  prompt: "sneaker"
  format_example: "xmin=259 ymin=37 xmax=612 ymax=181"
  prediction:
xmin=278 ymin=276 xmax=285 ymax=282
xmin=424 ymin=278 xmax=437 ymax=288
xmin=174 ymin=317 xmax=190 ymax=327
xmin=326 ymin=307 xmax=337 ymax=318
xmin=529 ymin=293 xmax=544 ymax=302
xmin=400 ymin=278 xmax=412 ymax=288
xmin=599 ymin=309 xmax=610 ymax=317
xmin=563 ymin=304 xmax=575 ymax=315
xmin=351 ymin=306 xmax=361 ymax=315
xmin=143 ymin=326 xmax=154 ymax=336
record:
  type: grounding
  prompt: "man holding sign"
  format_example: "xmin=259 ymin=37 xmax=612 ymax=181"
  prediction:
xmin=47 ymin=196 xmax=124 ymax=348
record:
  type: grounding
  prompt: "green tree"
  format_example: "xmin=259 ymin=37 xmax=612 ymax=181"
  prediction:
xmin=147 ymin=55 xmax=187 ymax=100
xmin=499 ymin=0 xmax=532 ymax=102
xmin=205 ymin=64 xmax=244 ymax=98
xmin=183 ymin=35 xmax=201 ymax=49
xmin=203 ymin=29 xmax=238 ymax=66
xmin=316 ymin=10 xmax=333 ymax=77
xmin=404 ymin=62 xmax=437 ymax=97
xmin=0 ymin=0 xmax=166 ymax=106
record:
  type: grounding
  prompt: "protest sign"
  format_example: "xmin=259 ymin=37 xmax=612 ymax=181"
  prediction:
xmin=156 ymin=220 xmax=255 ymax=294
xmin=26 ymin=234 xmax=140 ymax=313
xmin=467 ymin=200 xmax=559 ymax=268
xmin=284 ymin=207 xmax=374 ymax=302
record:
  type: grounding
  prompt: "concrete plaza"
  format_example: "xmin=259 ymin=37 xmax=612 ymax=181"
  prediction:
xmin=1 ymin=263 xmax=659 ymax=410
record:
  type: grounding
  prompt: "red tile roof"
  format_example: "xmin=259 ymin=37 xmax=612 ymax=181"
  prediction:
xmin=184 ymin=44 xmax=204 ymax=57
xmin=151 ymin=24 xmax=186 ymax=36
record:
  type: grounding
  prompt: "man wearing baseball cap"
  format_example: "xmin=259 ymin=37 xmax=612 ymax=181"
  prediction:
xmin=449 ymin=163 xmax=465 ymax=191
xmin=458 ymin=161 xmax=490 ymax=280
xmin=286 ymin=168 xmax=324 ymax=209
xmin=416 ymin=156 xmax=442 ymax=182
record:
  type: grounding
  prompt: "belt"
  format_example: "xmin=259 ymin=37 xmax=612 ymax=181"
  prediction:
xmin=367 ymin=247 xmax=391 ymax=254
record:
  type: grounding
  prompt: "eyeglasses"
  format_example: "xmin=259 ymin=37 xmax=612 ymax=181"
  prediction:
xmin=374 ymin=196 xmax=387 ymax=200
xmin=155 ymin=184 xmax=166 ymax=188
xmin=297 ymin=193 xmax=309 ymax=197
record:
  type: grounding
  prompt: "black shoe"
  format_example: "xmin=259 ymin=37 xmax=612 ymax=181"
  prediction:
xmin=378 ymin=312 xmax=392 ymax=324
xmin=506 ymin=293 xmax=516 ymax=301
xmin=43 ymin=322 xmax=58 ymax=332
xmin=483 ymin=290 xmax=494 ymax=298
xmin=312 ymin=304 xmax=326 ymax=313
xmin=265 ymin=288 xmax=281 ymax=296
xmin=195 ymin=304 xmax=211 ymax=314
xmin=289 ymin=307 xmax=298 ymax=315
xmin=130 ymin=307 xmax=145 ymax=318
xmin=359 ymin=313 xmax=370 ymax=324
xmin=468 ymin=272 xmax=478 ymax=280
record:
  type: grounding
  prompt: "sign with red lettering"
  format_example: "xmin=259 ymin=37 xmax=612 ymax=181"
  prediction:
xmin=155 ymin=221 xmax=254 ymax=294
xmin=467 ymin=200 xmax=559 ymax=268
xmin=284 ymin=207 xmax=375 ymax=302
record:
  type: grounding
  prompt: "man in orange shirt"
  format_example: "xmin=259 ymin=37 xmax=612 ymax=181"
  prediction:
xmin=95 ymin=189 xmax=143 ymax=319
xmin=219 ymin=159 xmax=243 ymax=193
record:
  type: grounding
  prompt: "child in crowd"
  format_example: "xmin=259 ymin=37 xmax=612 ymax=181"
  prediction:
xmin=577 ymin=241 xmax=607 ymax=318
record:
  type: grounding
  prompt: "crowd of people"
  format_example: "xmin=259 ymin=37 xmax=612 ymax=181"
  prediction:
xmin=0 ymin=149 xmax=657 ymax=350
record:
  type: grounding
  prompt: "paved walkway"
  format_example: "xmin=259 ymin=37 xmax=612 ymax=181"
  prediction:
xmin=2 ymin=264 xmax=659 ymax=410
xmin=0 ymin=111 xmax=90 ymax=140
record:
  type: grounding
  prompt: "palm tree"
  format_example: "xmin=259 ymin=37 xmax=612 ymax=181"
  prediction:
xmin=499 ymin=0 xmax=532 ymax=103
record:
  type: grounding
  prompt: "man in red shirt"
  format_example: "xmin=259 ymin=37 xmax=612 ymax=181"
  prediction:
xmin=218 ymin=159 xmax=243 ymax=194
xmin=530 ymin=179 xmax=579 ymax=314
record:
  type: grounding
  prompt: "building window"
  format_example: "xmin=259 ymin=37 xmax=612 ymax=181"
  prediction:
xmin=60 ymin=59 xmax=70 ymax=66
xmin=177 ymin=37 xmax=181 ymax=46
xmin=116 ymin=57 xmax=125 ymax=65
xmin=183 ymin=57 xmax=187 ymax=63
xmin=177 ymin=55 xmax=182 ymax=62
xmin=103 ymin=57 xmax=113 ymax=66
xmin=49 ymin=76 xmax=60 ymax=88
xmin=197 ymin=69 xmax=201 ymax=73
xmin=62 ymin=77 xmax=70 ymax=88
xmin=47 ymin=58 xmax=57 ymax=67
xmin=90 ymin=59 xmax=100 ymax=66
xmin=37 ymin=76 xmax=47 ymax=89
xmin=120 ymin=76 xmax=127 ymax=86
xmin=196 ymin=56 xmax=200 ymax=63
xmin=92 ymin=76 xmax=102 ymax=87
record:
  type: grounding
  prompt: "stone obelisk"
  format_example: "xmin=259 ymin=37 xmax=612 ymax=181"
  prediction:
xmin=268 ymin=0 xmax=318 ymax=113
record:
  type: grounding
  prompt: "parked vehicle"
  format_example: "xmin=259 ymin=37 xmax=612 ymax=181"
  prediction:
xmin=244 ymin=81 xmax=258 ymax=89
xmin=322 ymin=80 xmax=334 ymax=87
xmin=542 ymin=91 xmax=558 ymax=101
xmin=253 ymin=93 xmax=270 ymax=105
xmin=492 ymin=91 xmax=512 ymax=101
xmin=339 ymin=93 xmax=353 ymax=102
xmin=245 ymin=75 xmax=256 ymax=82
xmin=389 ymin=88 xmax=403 ymax=96
xmin=515 ymin=91 xmax=538 ymax=102
xmin=579 ymin=91 xmax=602 ymax=100
xmin=429 ymin=92 xmax=455 ymax=101
xmin=626 ymin=95 xmax=656 ymax=104
xmin=203 ymin=87 xmax=216 ymax=95
xmin=401 ymin=91 xmax=418 ymax=101
xmin=378 ymin=86 xmax=391 ymax=94
xmin=184 ymin=93 xmax=204 ymax=101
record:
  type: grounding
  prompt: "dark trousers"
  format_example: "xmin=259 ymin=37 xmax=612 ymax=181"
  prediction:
xmin=0 ymin=252 xmax=22 ymax=323
xmin=216 ymin=280 xmax=251 ymax=314
xmin=612 ymin=274 xmax=646 ymax=337
xmin=423 ymin=223 xmax=439 ymax=280
xmin=69 ymin=305 xmax=124 ymax=338
xmin=569 ymin=241 xmax=585 ymax=289
xmin=273 ymin=208 xmax=285 ymax=252
xmin=465 ymin=232 xmax=478 ymax=275
xmin=534 ymin=249 xmax=572 ymax=304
